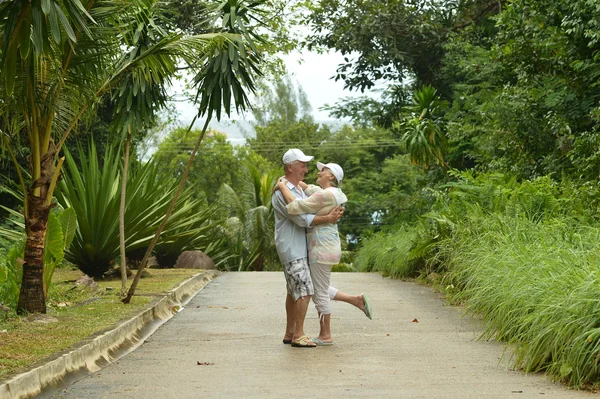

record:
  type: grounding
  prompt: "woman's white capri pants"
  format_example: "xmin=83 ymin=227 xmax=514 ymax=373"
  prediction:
xmin=310 ymin=262 xmax=338 ymax=315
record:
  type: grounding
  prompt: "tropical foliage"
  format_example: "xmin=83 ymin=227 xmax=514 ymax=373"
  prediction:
xmin=217 ymin=163 xmax=279 ymax=270
xmin=0 ymin=0 xmax=267 ymax=313
xmin=296 ymin=0 xmax=600 ymax=388
xmin=0 ymin=205 xmax=76 ymax=309
xmin=54 ymin=142 xmax=223 ymax=277
xmin=355 ymin=172 xmax=600 ymax=386
xmin=2 ymin=0 xmax=600 ymax=388
xmin=154 ymin=129 xmax=244 ymax=203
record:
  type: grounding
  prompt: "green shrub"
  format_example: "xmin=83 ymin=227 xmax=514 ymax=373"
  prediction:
xmin=0 ymin=240 xmax=23 ymax=311
xmin=0 ymin=206 xmax=76 ymax=311
xmin=331 ymin=263 xmax=355 ymax=272
xmin=356 ymin=170 xmax=600 ymax=386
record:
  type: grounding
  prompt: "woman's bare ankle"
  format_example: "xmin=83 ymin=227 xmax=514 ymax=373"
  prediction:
xmin=355 ymin=294 xmax=364 ymax=309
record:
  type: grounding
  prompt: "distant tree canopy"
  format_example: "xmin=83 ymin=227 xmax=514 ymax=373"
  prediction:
xmin=304 ymin=0 xmax=505 ymax=95
xmin=304 ymin=0 xmax=600 ymax=182
xmin=246 ymin=76 xmax=331 ymax=165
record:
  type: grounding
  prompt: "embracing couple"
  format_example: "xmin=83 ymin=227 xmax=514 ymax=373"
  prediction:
xmin=272 ymin=148 xmax=372 ymax=348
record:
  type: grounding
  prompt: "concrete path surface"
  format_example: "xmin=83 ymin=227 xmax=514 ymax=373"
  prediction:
xmin=40 ymin=272 xmax=590 ymax=399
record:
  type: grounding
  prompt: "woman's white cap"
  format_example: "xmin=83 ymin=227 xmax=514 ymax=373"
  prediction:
xmin=317 ymin=162 xmax=344 ymax=182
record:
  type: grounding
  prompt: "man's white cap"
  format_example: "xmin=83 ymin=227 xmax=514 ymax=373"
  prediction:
xmin=282 ymin=148 xmax=314 ymax=164
xmin=317 ymin=162 xmax=344 ymax=183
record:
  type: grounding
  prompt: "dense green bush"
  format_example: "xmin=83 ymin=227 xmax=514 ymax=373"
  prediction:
xmin=354 ymin=228 xmax=419 ymax=278
xmin=0 ymin=200 xmax=76 ymax=311
xmin=0 ymin=241 xmax=23 ymax=311
xmin=0 ymin=207 xmax=75 ymax=311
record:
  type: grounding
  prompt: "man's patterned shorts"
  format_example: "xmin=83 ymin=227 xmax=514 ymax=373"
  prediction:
xmin=283 ymin=257 xmax=314 ymax=301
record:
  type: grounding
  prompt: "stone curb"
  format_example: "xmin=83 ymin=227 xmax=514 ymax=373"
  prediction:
xmin=0 ymin=270 xmax=220 ymax=399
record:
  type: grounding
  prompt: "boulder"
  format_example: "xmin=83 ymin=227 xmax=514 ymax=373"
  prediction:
xmin=174 ymin=250 xmax=216 ymax=270
xmin=74 ymin=274 xmax=99 ymax=292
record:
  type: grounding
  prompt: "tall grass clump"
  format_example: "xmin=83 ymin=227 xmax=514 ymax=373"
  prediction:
xmin=354 ymin=228 xmax=420 ymax=277
xmin=437 ymin=214 xmax=600 ymax=387
xmin=419 ymin=171 xmax=600 ymax=387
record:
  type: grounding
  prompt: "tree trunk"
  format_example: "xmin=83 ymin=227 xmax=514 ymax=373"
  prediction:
xmin=17 ymin=194 xmax=49 ymax=314
xmin=17 ymin=141 xmax=56 ymax=314
xmin=119 ymin=131 xmax=132 ymax=296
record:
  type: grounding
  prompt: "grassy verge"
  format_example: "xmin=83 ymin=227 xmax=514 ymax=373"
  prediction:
xmin=0 ymin=267 xmax=199 ymax=381
xmin=438 ymin=216 xmax=600 ymax=389
xmin=356 ymin=214 xmax=600 ymax=389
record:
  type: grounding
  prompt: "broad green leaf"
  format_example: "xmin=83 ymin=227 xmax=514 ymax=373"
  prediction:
xmin=41 ymin=0 xmax=52 ymax=14
xmin=4 ymin=43 xmax=17 ymax=96
xmin=59 ymin=207 xmax=77 ymax=249
xmin=43 ymin=260 xmax=57 ymax=298
xmin=48 ymin=5 xmax=61 ymax=44
xmin=560 ymin=364 xmax=573 ymax=377
xmin=19 ymin=22 xmax=31 ymax=59
xmin=31 ymin=5 xmax=45 ymax=54
xmin=45 ymin=212 xmax=64 ymax=264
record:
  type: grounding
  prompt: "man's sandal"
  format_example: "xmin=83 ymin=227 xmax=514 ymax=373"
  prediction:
xmin=291 ymin=335 xmax=316 ymax=348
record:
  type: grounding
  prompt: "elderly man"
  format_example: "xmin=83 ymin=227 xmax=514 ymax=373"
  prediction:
xmin=272 ymin=148 xmax=343 ymax=348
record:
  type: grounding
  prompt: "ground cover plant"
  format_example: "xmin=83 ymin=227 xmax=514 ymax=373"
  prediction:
xmin=0 ymin=267 xmax=198 ymax=381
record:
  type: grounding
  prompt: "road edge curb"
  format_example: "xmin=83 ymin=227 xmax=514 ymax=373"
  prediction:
xmin=0 ymin=269 xmax=220 ymax=399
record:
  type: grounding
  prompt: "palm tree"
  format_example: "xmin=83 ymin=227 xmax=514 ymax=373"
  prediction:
xmin=398 ymin=85 xmax=448 ymax=170
xmin=0 ymin=0 xmax=265 ymax=314
xmin=218 ymin=163 xmax=279 ymax=271
xmin=112 ymin=1 xmax=185 ymax=296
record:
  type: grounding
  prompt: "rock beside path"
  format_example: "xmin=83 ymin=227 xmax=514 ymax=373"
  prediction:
xmin=174 ymin=250 xmax=216 ymax=270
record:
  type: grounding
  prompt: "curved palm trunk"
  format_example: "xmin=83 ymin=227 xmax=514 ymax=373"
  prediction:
xmin=123 ymin=116 xmax=208 ymax=304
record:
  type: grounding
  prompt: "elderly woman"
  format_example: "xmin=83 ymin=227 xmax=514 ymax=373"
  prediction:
xmin=275 ymin=162 xmax=372 ymax=345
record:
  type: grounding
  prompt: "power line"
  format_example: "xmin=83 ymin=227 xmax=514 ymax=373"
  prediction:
xmin=156 ymin=139 xmax=402 ymax=147
xmin=154 ymin=142 xmax=405 ymax=153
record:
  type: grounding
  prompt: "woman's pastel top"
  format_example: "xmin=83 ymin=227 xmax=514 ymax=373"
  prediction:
xmin=286 ymin=185 xmax=347 ymax=265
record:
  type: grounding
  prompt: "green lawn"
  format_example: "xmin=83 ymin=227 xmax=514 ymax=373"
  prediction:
xmin=0 ymin=268 xmax=199 ymax=381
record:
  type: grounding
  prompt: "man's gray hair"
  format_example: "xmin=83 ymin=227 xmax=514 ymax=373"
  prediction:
xmin=283 ymin=161 xmax=298 ymax=174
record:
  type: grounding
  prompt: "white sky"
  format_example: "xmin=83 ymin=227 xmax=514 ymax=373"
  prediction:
xmin=167 ymin=50 xmax=381 ymax=144
xmin=280 ymin=51 xmax=371 ymax=120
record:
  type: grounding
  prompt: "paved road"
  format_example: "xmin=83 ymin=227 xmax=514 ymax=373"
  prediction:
xmin=42 ymin=272 xmax=590 ymax=398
